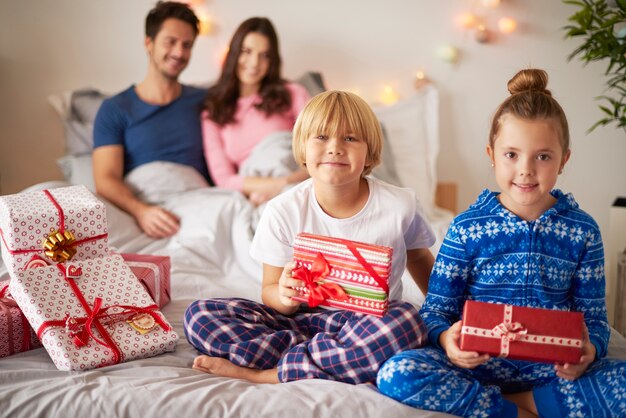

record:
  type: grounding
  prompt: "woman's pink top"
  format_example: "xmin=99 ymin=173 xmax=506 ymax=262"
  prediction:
xmin=202 ymin=82 xmax=310 ymax=191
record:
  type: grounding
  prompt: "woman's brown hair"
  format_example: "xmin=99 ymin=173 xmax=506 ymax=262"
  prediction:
xmin=203 ymin=17 xmax=291 ymax=126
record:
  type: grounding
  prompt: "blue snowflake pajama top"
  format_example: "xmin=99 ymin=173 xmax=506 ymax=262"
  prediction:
xmin=377 ymin=189 xmax=626 ymax=417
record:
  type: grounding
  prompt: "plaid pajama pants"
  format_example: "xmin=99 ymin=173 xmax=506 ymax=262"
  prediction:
xmin=184 ymin=297 xmax=427 ymax=384
xmin=377 ymin=346 xmax=626 ymax=417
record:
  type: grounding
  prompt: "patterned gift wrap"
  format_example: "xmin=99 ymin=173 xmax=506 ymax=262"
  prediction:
xmin=291 ymin=233 xmax=392 ymax=317
xmin=121 ymin=253 xmax=171 ymax=308
xmin=460 ymin=300 xmax=584 ymax=364
xmin=9 ymin=254 xmax=178 ymax=371
xmin=0 ymin=185 xmax=109 ymax=273
xmin=0 ymin=279 xmax=41 ymax=358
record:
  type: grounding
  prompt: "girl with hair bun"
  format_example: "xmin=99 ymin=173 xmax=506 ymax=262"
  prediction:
xmin=376 ymin=69 xmax=626 ymax=417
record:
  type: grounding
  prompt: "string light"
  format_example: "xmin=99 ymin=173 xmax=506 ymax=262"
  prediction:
xmin=456 ymin=1 xmax=520 ymax=44
xmin=456 ymin=12 xmax=477 ymax=29
xmin=437 ymin=45 xmax=459 ymax=63
xmin=475 ymin=24 xmax=490 ymax=43
xmin=481 ymin=0 xmax=501 ymax=8
xmin=379 ymin=85 xmax=400 ymax=105
xmin=498 ymin=17 xmax=517 ymax=34
xmin=414 ymin=70 xmax=432 ymax=90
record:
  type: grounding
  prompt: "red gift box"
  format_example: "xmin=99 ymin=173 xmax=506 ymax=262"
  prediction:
xmin=0 ymin=279 xmax=41 ymax=358
xmin=121 ymin=253 xmax=171 ymax=308
xmin=291 ymin=233 xmax=392 ymax=317
xmin=460 ymin=300 xmax=584 ymax=364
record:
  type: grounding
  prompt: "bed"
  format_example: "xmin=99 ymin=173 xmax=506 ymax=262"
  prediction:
xmin=1 ymin=82 xmax=624 ymax=418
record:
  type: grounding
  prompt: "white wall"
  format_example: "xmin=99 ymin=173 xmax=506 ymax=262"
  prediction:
xmin=1 ymin=0 xmax=624 ymax=237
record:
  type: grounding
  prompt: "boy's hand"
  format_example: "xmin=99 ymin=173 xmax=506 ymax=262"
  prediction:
xmin=277 ymin=262 xmax=304 ymax=308
xmin=555 ymin=325 xmax=595 ymax=381
xmin=440 ymin=321 xmax=490 ymax=369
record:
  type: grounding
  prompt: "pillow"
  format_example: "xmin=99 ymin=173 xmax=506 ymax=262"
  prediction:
xmin=295 ymin=72 xmax=327 ymax=97
xmin=370 ymin=124 xmax=403 ymax=188
xmin=124 ymin=161 xmax=210 ymax=205
xmin=49 ymin=88 xmax=108 ymax=156
xmin=56 ymin=154 xmax=95 ymax=191
xmin=372 ymin=85 xmax=439 ymax=217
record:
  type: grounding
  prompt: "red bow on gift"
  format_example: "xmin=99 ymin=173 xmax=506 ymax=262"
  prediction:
xmin=292 ymin=253 xmax=348 ymax=308
xmin=65 ymin=297 xmax=171 ymax=349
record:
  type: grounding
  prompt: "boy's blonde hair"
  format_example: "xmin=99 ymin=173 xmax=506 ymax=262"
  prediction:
xmin=292 ymin=90 xmax=383 ymax=176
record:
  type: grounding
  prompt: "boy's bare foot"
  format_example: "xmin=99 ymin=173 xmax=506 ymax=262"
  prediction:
xmin=192 ymin=355 xmax=280 ymax=384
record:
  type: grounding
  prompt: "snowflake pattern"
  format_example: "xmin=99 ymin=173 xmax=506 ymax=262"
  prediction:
xmin=376 ymin=190 xmax=626 ymax=417
xmin=377 ymin=349 xmax=626 ymax=417
xmin=420 ymin=189 xmax=610 ymax=360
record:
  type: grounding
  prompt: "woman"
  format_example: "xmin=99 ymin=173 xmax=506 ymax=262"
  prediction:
xmin=202 ymin=17 xmax=310 ymax=205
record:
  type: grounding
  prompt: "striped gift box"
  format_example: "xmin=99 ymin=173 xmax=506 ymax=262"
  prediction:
xmin=292 ymin=233 xmax=392 ymax=317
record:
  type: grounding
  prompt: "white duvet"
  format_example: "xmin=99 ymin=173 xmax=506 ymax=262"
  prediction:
xmin=1 ymin=163 xmax=624 ymax=418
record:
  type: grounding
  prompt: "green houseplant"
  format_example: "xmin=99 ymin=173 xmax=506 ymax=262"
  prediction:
xmin=563 ymin=0 xmax=626 ymax=132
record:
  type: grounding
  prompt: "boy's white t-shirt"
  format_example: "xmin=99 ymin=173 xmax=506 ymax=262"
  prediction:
xmin=249 ymin=177 xmax=435 ymax=301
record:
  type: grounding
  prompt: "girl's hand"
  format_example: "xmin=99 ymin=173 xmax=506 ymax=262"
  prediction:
xmin=440 ymin=321 xmax=490 ymax=369
xmin=555 ymin=325 xmax=595 ymax=381
xmin=277 ymin=262 xmax=304 ymax=308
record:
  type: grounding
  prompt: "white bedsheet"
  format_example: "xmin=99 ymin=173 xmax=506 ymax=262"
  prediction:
xmin=0 ymin=179 xmax=624 ymax=418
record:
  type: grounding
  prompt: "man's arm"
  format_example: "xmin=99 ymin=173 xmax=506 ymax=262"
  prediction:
xmin=92 ymin=145 xmax=179 ymax=238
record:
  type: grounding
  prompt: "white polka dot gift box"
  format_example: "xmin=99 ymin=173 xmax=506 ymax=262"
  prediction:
xmin=9 ymin=254 xmax=179 ymax=371
xmin=0 ymin=185 xmax=109 ymax=273
xmin=291 ymin=233 xmax=392 ymax=317
xmin=459 ymin=300 xmax=583 ymax=364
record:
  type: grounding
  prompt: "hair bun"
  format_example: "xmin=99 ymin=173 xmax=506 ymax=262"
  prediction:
xmin=507 ymin=69 xmax=551 ymax=96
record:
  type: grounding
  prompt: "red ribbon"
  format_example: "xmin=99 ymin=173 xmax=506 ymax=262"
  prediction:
xmin=292 ymin=253 xmax=349 ymax=308
xmin=0 ymin=284 xmax=32 ymax=354
xmin=344 ymin=241 xmax=389 ymax=293
xmin=0 ymin=189 xmax=107 ymax=259
xmin=39 ymin=297 xmax=170 ymax=349
xmin=35 ymin=263 xmax=170 ymax=367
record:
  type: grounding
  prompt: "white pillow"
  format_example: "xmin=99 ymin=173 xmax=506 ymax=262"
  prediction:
xmin=57 ymin=154 xmax=95 ymax=191
xmin=372 ymin=85 xmax=439 ymax=217
xmin=124 ymin=161 xmax=210 ymax=205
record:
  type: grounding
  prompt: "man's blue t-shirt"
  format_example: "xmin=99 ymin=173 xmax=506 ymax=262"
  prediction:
xmin=93 ymin=85 xmax=211 ymax=183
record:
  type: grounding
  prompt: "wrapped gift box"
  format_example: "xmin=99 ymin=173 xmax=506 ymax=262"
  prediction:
xmin=0 ymin=279 xmax=41 ymax=358
xmin=9 ymin=254 xmax=178 ymax=371
xmin=121 ymin=253 xmax=171 ymax=308
xmin=291 ymin=233 xmax=392 ymax=317
xmin=0 ymin=185 xmax=109 ymax=273
xmin=460 ymin=300 xmax=584 ymax=364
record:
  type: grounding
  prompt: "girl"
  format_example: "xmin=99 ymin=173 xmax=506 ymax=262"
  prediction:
xmin=184 ymin=90 xmax=436 ymax=384
xmin=376 ymin=69 xmax=626 ymax=417
xmin=202 ymin=17 xmax=310 ymax=205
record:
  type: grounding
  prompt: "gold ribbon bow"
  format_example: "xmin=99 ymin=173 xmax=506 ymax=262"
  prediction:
xmin=43 ymin=230 xmax=77 ymax=262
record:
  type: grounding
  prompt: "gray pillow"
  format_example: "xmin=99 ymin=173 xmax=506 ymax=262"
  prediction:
xmin=295 ymin=72 xmax=326 ymax=97
xmin=63 ymin=89 xmax=108 ymax=155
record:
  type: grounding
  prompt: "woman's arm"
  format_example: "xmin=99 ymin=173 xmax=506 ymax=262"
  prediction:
xmin=202 ymin=116 xmax=245 ymax=190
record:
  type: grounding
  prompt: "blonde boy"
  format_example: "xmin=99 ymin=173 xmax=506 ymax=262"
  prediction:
xmin=184 ymin=90 xmax=435 ymax=384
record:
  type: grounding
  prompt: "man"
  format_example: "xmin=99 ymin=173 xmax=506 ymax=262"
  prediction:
xmin=93 ymin=1 xmax=210 ymax=238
